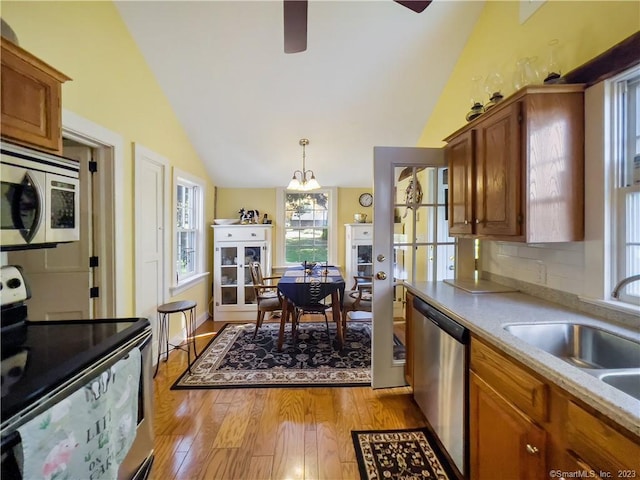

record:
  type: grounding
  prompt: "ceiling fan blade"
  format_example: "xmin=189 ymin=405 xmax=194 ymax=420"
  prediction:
xmin=394 ymin=0 xmax=432 ymax=13
xmin=284 ymin=0 xmax=308 ymax=54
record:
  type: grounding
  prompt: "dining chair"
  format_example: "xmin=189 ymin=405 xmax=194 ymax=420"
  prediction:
xmin=249 ymin=261 xmax=286 ymax=339
xmin=291 ymin=274 xmax=332 ymax=343
xmin=341 ymin=275 xmax=373 ymax=336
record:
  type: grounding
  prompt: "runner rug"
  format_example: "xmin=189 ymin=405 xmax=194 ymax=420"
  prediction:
xmin=171 ymin=322 xmax=371 ymax=389
xmin=351 ymin=427 xmax=456 ymax=480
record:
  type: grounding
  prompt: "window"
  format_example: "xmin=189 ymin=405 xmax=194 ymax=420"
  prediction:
xmin=612 ymin=67 xmax=640 ymax=305
xmin=173 ymin=169 xmax=206 ymax=288
xmin=276 ymin=188 xmax=338 ymax=266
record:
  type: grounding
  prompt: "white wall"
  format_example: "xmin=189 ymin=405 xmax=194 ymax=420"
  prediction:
xmin=481 ymin=241 xmax=585 ymax=295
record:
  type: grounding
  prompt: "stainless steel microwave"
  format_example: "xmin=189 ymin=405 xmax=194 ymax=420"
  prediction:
xmin=0 ymin=142 xmax=80 ymax=250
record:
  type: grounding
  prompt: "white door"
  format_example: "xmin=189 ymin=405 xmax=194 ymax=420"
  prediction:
xmin=372 ymin=146 xmax=447 ymax=388
xmin=8 ymin=146 xmax=93 ymax=320
xmin=134 ymin=144 xmax=168 ymax=361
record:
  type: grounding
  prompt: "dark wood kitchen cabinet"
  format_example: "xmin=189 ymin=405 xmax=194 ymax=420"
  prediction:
xmin=470 ymin=338 xmax=548 ymax=480
xmin=446 ymin=130 xmax=475 ymax=235
xmin=566 ymin=401 xmax=640 ymax=475
xmin=470 ymin=371 xmax=547 ymax=480
xmin=444 ymin=84 xmax=585 ymax=242
xmin=1 ymin=37 xmax=71 ymax=154
xmin=470 ymin=335 xmax=640 ymax=480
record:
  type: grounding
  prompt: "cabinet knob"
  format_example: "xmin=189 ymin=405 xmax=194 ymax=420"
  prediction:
xmin=475 ymin=218 xmax=480 ymax=224
xmin=227 ymin=233 xmax=232 ymax=237
xmin=376 ymin=271 xmax=387 ymax=280
xmin=464 ymin=220 xmax=469 ymax=225
xmin=251 ymin=233 xmax=256 ymax=236
xmin=363 ymin=231 xmax=369 ymax=235
xmin=525 ymin=444 xmax=539 ymax=455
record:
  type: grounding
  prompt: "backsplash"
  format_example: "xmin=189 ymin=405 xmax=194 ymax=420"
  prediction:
xmin=481 ymin=241 xmax=585 ymax=294
xmin=480 ymin=241 xmax=638 ymax=328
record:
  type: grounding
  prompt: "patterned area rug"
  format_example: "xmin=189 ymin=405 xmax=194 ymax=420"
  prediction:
xmin=171 ymin=322 xmax=372 ymax=389
xmin=352 ymin=428 xmax=456 ymax=480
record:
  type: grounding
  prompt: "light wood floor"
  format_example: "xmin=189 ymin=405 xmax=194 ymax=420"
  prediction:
xmin=150 ymin=317 xmax=427 ymax=480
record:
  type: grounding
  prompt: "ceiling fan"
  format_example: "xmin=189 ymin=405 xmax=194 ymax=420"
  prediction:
xmin=283 ymin=0 xmax=433 ymax=54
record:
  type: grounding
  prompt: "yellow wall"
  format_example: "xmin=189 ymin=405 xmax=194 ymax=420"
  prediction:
xmin=1 ymin=2 xmax=216 ymax=326
xmin=215 ymin=188 xmax=276 ymax=221
xmin=5 ymin=0 xmax=634 ymax=323
xmin=216 ymin=187 xmax=372 ymax=269
xmin=339 ymin=188 xmax=374 ymax=270
xmin=419 ymin=0 xmax=640 ymax=147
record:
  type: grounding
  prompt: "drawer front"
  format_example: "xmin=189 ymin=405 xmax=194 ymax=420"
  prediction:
xmin=471 ymin=339 xmax=548 ymax=423
xmin=567 ymin=401 xmax=640 ymax=472
xmin=353 ymin=227 xmax=373 ymax=241
xmin=216 ymin=228 xmax=266 ymax=242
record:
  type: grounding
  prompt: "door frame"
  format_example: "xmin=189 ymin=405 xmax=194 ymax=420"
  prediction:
xmin=62 ymin=109 xmax=124 ymax=316
xmin=372 ymin=146 xmax=446 ymax=388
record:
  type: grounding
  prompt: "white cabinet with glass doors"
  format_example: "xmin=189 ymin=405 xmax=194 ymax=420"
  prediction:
xmin=212 ymin=225 xmax=273 ymax=321
xmin=345 ymin=223 xmax=373 ymax=284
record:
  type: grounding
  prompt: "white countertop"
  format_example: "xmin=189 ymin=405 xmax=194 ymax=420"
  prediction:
xmin=404 ymin=281 xmax=640 ymax=436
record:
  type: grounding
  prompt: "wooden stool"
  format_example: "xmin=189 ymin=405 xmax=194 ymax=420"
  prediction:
xmin=154 ymin=300 xmax=198 ymax=377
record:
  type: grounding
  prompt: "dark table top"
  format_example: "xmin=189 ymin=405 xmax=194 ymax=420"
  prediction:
xmin=277 ymin=266 xmax=345 ymax=306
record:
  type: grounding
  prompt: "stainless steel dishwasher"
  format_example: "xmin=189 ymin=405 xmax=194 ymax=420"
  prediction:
xmin=412 ymin=295 xmax=469 ymax=478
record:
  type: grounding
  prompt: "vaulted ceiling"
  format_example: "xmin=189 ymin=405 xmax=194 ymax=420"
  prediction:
xmin=115 ymin=1 xmax=484 ymax=188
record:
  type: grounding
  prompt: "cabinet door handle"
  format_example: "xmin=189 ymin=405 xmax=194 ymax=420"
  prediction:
xmin=363 ymin=231 xmax=369 ymax=235
xmin=251 ymin=233 xmax=256 ymax=236
xmin=227 ymin=233 xmax=232 ymax=237
xmin=525 ymin=444 xmax=539 ymax=455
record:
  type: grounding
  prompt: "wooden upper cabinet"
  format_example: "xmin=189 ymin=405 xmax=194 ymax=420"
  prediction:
xmin=475 ymin=102 xmax=522 ymax=237
xmin=445 ymin=130 xmax=474 ymax=235
xmin=1 ymin=38 xmax=71 ymax=154
xmin=444 ymin=84 xmax=584 ymax=242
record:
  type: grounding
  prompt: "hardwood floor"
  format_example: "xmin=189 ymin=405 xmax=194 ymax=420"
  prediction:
xmin=150 ymin=317 xmax=427 ymax=480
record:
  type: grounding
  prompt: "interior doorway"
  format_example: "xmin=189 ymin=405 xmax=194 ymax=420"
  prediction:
xmin=8 ymin=143 xmax=97 ymax=320
xmin=8 ymin=112 xmax=121 ymax=319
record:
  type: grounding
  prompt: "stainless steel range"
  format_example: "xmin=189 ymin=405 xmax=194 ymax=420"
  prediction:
xmin=0 ymin=265 xmax=154 ymax=480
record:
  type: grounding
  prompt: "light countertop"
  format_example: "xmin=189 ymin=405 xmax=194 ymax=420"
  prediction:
xmin=404 ymin=281 xmax=640 ymax=436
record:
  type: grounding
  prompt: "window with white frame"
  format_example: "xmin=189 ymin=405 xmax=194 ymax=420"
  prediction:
xmin=612 ymin=67 xmax=640 ymax=305
xmin=174 ymin=170 xmax=205 ymax=286
xmin=277 ymin=188 xmax=337 ymax=266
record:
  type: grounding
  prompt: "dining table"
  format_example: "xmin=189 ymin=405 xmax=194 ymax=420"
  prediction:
xmin=276 ymin=265 xmax=346 ymax=351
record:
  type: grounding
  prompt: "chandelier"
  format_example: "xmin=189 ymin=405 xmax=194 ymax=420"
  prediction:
xmin=287 ymin=138 xmax=321 ymax=191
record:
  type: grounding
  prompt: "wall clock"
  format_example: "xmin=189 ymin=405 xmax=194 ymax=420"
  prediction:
xmin=359 ymin=192 xmax=373 ymax=207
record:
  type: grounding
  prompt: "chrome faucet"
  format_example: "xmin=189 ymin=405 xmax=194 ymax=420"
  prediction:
xmin=611 ymin=274 xmax=640 ymax=299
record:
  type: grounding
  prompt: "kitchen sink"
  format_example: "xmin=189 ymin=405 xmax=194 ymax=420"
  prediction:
xmin=503 ymin=323 xmax=640 ymax=370
xmin=599 ymin=371 xmax=640 ymax=401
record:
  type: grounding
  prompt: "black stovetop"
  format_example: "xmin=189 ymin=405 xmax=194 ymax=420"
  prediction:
xmin=1 ymin=318 xmax=149 ymax=424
